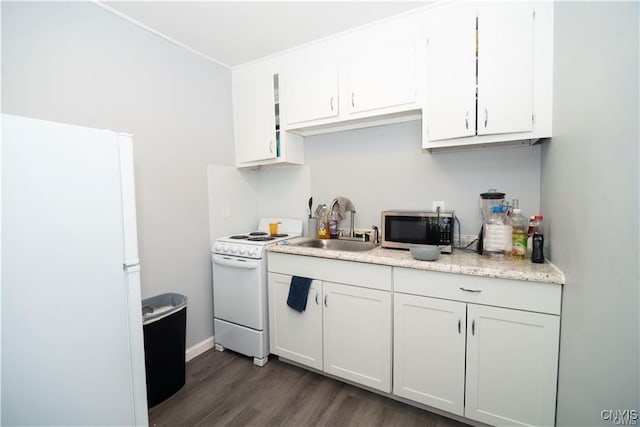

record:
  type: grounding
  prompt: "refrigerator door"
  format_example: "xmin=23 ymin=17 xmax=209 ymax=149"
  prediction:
xmin=125 ymin=265 xmax=149 ymax=427
xmin=1 ymin=114 xmax=147 ymax=426
xmin=118 ymin=133 xmax=140 ymax=267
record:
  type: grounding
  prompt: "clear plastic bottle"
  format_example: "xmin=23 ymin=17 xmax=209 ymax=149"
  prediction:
xmin=316 ymin=205 xmax=330 ymax=239
xmin=483 ymin=205 xmax=512 ymax=258
xmin=510 ymin=199 xmax=527 ymax=260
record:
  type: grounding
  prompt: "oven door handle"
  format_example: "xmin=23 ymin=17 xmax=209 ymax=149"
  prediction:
xmin=213 ymin=255 xmax=259 ymax=269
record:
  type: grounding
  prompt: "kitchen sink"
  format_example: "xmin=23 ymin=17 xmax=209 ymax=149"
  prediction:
xmin=293 ymin=239 xmax=377 ymax=252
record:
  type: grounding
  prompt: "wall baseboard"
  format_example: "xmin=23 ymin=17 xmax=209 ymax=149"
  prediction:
xmin=186 ymin=336 xmax=214 ymax=362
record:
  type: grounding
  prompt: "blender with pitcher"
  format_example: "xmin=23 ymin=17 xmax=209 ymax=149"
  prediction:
xmin=477 ymin=189 xmax=505 ymax=254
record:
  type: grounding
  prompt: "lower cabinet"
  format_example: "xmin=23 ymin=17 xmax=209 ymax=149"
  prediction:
xmin=267 ymin=267 xmax=392 ymax=393
xmin=268 ymin=255 xmax=561 ymax=426
xmin=394 ymin=273 xmax=561 ymax=426
xmin=393 ymin=294 xmax=466 ymax=415
xmin=323 ymin=281 xmax=391 ymax=392
xmin=464 ymin=304 xmax=560 ymax=426
xmin=268 ymin=273 xmax=323 ymax=370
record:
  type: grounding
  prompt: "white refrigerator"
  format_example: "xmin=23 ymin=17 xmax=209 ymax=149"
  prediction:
xmin=2 ymin=114 xmax=149 ymax=426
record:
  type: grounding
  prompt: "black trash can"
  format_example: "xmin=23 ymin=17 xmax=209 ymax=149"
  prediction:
xmin=142 ymin=293 xmax=188 ymax=407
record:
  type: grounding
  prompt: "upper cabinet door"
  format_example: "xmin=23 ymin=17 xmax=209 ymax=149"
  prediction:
xmin=425 ymin=4 xmax=477 ymax=141
xmin=233 ymin=65 xmax=277 ymax=164
xmin=345 ymin=35 xmax=416 ymax=115
xmin=284 ymin=52 xmax=339 ymax=125
xmin=477 ymin=2 xmax=534 ymax=136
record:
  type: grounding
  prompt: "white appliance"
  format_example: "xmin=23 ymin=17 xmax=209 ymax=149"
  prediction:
xmin=212 ymin=218 xmax=302 ymax=366
xmin=2 ymin=115 xmax=148 ymax=426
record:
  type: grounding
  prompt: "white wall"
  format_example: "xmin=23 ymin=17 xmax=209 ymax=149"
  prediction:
xmin=542 ymin=2 xmax=640 ymax=424
xmin=305 ymin=120 xmax=542 ymax=235
xmin=1 ymin=2 xmax=234 ymax=348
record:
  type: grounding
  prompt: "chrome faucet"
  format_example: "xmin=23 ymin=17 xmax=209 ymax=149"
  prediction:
xmin=329 ymin=197 xmax=356 ymax=239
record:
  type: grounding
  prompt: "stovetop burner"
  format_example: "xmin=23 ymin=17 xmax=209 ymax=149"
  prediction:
xmin=248 ymin=236 xmax=275 ymax=242
xmin=249 ymin=231 xmax=268 ymax=236
xmin=271 ymin=233 xmax=288 ymax=238
xmin=229 ymin=235 xmax=249 ymax=239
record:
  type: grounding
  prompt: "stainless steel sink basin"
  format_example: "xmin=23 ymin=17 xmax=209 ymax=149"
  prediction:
xmin=293 ymin=239 xmax=377 ymax=252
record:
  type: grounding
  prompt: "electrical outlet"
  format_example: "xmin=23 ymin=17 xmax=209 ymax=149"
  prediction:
xmin=432 ymin=201 xmax=445 ymax=211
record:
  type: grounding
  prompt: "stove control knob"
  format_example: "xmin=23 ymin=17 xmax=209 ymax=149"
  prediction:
xmin=238 ymin=247 xmax=246 ymax=255
xmin=230 ymin=246 xmax=238 ymax=254
xmin=214 ymin=243 xmax=222 ymax=252
xmin=251 ymin=248 xmax=259 ymax=256
xmin=222 ymin=244 xmax=229 ymax=253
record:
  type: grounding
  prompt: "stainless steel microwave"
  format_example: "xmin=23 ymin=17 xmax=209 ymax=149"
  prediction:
xmin=381 ymin=210 xmax=455 ymax=253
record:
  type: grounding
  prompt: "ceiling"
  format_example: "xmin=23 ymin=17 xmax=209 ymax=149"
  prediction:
xmin=100 ymin=1 xmax=429 ymax=68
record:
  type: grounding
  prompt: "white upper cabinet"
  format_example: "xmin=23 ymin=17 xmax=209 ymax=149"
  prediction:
xmin=476 ymin=2 xmax=534 ymax=136
xmin=424 ymin=1 xmax=551 ymax=149
xmin=344 ymin=35 xmax=417 ymax=116
xmin=232 ymin=60 xmax=304 ymax=168
xmin=284 ymin=50 xmax=339 ymax=126
xmin=425 ymin=4 xmax=477 ymax=141
xmin=233 ymin=63 xmax=277 ymax=164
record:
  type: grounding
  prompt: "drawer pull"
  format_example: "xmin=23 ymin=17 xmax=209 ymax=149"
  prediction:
xmin=324 ymin=295 xmax=328 ymax=307
xmin=472 ymin=319 xmax=476 ymax=336
xmin=315 ymin=292 xmax=319 ymax=305
xmin=458 ymin=318 xmax=462 ymax=334
xmin=459 ymin=287 xmax=482 ymax=293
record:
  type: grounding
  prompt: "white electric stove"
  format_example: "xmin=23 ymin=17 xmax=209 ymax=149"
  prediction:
xmin=211 ymin=218 xmax=302 ymax=366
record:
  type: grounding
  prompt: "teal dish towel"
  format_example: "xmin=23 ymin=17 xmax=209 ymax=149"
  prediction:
xmin=287 ymin=276 xmax=313 ymax=312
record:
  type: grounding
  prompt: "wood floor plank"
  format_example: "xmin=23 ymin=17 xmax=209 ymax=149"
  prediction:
xmin=149 ymin=349 xmax=470 ymax=427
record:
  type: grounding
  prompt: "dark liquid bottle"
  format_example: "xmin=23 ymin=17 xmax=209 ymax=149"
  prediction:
xmin=531 ymin=233 xmax=544 ymax=263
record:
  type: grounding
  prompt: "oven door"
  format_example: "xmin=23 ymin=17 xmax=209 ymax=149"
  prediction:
xmin=212 ymin=254 xmax=266 ymax=330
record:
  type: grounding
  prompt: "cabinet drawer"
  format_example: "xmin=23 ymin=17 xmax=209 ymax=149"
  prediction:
xmin=268 ymin=253 xmax=392 ymax=291
xmin=394 ymin=267 xmax=561 ymax=315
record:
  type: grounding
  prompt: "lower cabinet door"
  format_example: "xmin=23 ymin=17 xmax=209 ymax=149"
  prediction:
xmin=393 ymin=294 xmax=466 ymax=415
xmin=322 ymin=282 xmax=392 ymax=392
xmin=465 ymin=304 xmax=560 ymax=426
xmin=267 ymin=273 xmax=323 ymax=370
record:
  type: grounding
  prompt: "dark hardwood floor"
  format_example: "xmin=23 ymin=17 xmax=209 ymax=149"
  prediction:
xmin=149 ymin=349 xmax=470 ymax=427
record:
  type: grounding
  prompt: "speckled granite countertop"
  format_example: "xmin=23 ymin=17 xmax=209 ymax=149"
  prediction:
xmin=268 ymin=237 xmax=565 ymax=285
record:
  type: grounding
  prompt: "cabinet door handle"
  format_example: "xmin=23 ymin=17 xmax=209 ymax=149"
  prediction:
xmin=351 ymin=92 xmax=355 ymax=108
xmin=315 ymin=292 xmax=319 ymax=305
xmin=471 ymin=319 xmax=476 ymax=336
xmin=324 ymin=295 xmax=328 ymax=307
xmin=458 ymin=318 xmax=462 ymax=334
xmin=269 ymin=140 xmax=274 ymax=154
xmin=330 ymin=96 xmax=334 ymax=111
xmin=484 ymin=109 xmax=488 ymax=128
xmin=465 ymin=111 xmax=469 ymax=130
xmin=459 ymin=287 xmax=482 ymax=293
